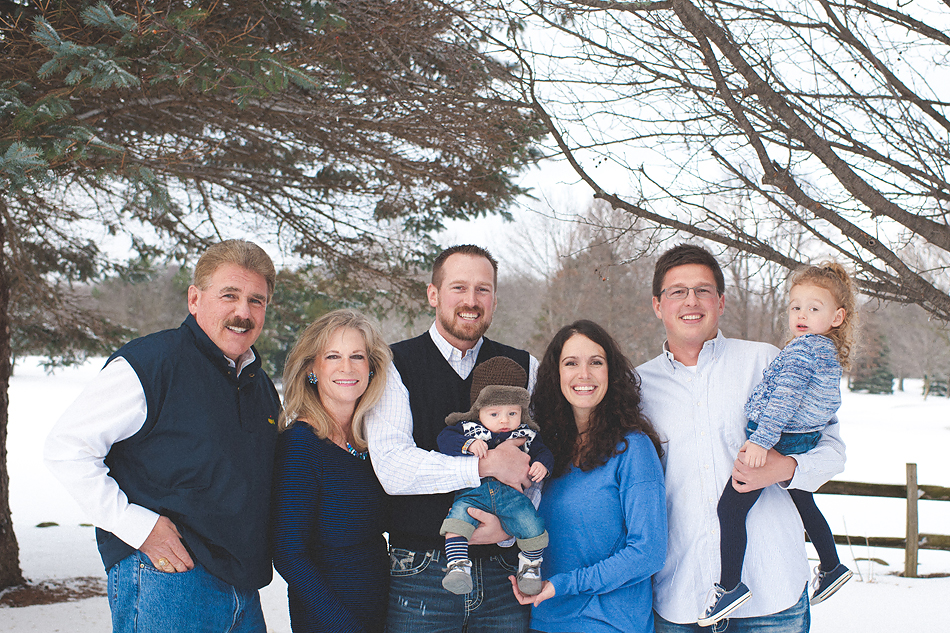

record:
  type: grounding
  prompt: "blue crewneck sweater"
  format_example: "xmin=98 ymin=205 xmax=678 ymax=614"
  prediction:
xmin=530 ymin=432 xmax=666 ymax=633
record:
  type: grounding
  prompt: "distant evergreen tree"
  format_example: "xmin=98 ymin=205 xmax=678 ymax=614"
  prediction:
xmin=923 ymin=375 xmax=949 ymax=398
xmin=849 ymin=332 xmax=894 ymax=394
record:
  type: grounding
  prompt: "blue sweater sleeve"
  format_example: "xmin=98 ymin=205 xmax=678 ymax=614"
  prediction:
xmin=746 ymin=336 xmax=817 ymax=449
xmin=437 ymin=423 xmax=469 ymax=456
xmin=527 ymin=432 xmax=555 ymax=474
xmin=271 ymin=425 xmax=365 ymax=633
xmin=551 ymin=434 xmax=667 ymax=596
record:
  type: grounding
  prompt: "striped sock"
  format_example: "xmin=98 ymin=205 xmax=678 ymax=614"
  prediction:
xmin=521 ymin=548 xmax=543 ymax=561
xmin=445 ymin=536 xmax=469 ymax=562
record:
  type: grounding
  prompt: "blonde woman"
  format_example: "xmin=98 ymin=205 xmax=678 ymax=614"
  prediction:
xmin=272 ymin=309 xmax=392 ymax=633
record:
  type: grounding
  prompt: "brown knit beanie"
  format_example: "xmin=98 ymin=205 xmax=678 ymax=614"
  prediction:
xmin=445 ymin=357 xmax=536 ymax=430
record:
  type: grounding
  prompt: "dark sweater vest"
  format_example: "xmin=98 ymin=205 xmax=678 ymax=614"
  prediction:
xmin=97 ymin=315 xmax=280 ymax=590
xmin=389 ymin=332 xmax=529 ymax=557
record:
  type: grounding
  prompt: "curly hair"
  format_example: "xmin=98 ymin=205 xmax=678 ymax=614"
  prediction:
xmin=530 ymin=320 xmax=663 ymax=478
xmin=788 ymin=261 xmax=859 ymax=370
xmin=279 ymin=309 xmax=392 ymax=451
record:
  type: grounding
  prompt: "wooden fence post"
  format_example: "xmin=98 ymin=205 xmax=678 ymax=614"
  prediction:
xmin=906 ymin=463 xmax=918 ymax=578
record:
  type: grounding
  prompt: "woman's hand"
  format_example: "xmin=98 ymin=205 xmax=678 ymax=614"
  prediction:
xmin=509 ymin=575 xmax=555 ymax=606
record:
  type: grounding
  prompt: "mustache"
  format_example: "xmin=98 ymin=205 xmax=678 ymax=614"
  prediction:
xmin=225 ymin=317 xmax=255 ymax=331
xmin=455 ymin=306 xmax=483 ymax=316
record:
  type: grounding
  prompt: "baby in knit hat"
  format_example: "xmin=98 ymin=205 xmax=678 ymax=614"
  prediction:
xmin=436 ymin=357 xmax=554 ymax=596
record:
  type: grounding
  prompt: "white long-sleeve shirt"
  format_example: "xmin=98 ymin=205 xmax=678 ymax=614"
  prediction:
xmin=366 ymin=322 xmax=539 ymax=497
xmin=637 ymin=332 xmax=846 ymax=624
xmin=44 ymin=351 xmax=257 ymax=550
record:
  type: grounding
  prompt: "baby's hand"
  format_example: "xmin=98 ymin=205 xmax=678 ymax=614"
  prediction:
xmin=742 ymin=440 xmax=768 ymax=468
xmin=528 ymin=462 xmax=548 ymax=482
xmin=467 ymin=439 xmax=488 ymax=458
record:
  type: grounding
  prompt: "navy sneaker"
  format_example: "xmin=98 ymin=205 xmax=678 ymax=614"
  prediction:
xmin=697 ymin=582 xmax=751 ymax=627
xmin=810 ymin=564 xmax=853 ymax=604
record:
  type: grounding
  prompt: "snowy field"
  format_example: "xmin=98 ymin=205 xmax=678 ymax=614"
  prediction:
xmin=4 ymin=356 xmax=950 ymax=632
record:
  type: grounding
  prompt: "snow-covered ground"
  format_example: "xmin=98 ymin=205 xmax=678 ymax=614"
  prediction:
xmin=4 ymin=357 xmax=950 ymax=631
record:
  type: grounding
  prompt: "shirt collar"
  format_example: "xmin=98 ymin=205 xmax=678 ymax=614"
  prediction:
xmin=428 ymin=321 xmax=484 ymax=363
xmin=660 ymin=330 xmax=725 ymax=372
xmin=228 ymin=348 xmax=257 ymax=376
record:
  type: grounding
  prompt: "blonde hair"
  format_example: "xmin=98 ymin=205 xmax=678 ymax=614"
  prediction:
xmin=788 ymin=261 xmax=858 ymax=370
xmin=279 ymin=309 xmax=392 ymax=451
xmin=193 ymin=240 xmax=277 ymax=301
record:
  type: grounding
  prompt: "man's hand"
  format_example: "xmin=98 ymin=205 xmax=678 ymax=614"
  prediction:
xmin=732 ymin=447 xmax=797 ymax=493
xmin=478 ymin=438 xmax=531 ymax=491
xmin=468 ymin=507 xmax=510 ymax=545
xmin=139 ymin=516 xmax=194 ymax=573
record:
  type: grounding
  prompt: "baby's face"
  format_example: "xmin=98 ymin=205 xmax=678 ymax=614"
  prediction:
xmin=478 ymin=404 xmax=522 ymax=434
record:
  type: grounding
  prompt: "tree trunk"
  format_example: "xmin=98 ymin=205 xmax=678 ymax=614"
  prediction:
xmin=0 ymin=206 xmax=24 ymax=589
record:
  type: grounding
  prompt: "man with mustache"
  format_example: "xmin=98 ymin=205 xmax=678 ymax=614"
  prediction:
xmin=45 ymin=240 xmax=280 ymax=633
xmin=367 ymin=244 xmax=539 ymax=633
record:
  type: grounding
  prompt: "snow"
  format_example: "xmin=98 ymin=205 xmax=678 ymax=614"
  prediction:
xmin=4 ymin=357 xmax=950 ymax=631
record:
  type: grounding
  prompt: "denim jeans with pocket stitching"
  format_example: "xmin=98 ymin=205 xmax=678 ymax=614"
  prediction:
xmin=385 ymin=546 xmax=530 ymax=633
xmin=107 ymin=551 xmax=265 ymax=633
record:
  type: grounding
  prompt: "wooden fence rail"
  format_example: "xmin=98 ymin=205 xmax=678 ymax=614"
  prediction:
xmin=814 ymin=463 xmax=950 ymax=577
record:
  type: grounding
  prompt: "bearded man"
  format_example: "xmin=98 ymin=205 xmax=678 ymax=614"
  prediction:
xmin=366 ymin=244 xmax=539 ymax=633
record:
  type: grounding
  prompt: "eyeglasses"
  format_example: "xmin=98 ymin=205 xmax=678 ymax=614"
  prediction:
xmin=659 ymin=285 xmax=719 ymax=301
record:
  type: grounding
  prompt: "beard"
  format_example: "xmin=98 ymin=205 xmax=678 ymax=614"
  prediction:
xmin=438 ymin=306 xmax=491 ymax=343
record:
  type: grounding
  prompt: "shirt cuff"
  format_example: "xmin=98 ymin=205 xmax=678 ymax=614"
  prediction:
xmin=112 ymin=506 xmax=162 ymax=550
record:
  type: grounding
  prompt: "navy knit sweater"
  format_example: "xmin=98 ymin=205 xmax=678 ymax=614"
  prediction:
xmin=272 ymin=424 xmax=388 ymax=633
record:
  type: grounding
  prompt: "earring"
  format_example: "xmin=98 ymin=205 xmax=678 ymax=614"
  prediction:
xmin=307 ymin=373 xmax=318 ymax=385
xmin=369 ymin=370 xmax=375 ymax=380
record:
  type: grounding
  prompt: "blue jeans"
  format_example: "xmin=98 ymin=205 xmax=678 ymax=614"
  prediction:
xmin=385 ymin=547 xmax=530 ymax=633
xmin=441 ymin=479 xmax=548 ymax=551
xmin=654 ymin=585 xmax=810 ymax=633
xmin=108 ymin=551 xmax=265 ymax=633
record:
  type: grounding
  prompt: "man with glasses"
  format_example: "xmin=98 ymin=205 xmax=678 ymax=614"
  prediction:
xmin=636 ymin=244 xmax=845 ymax=632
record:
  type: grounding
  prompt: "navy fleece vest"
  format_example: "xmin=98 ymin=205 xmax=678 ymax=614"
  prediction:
xmin=389 ymin=333 xmax=529 ymax=557
xmin=97 ymin=315 xmax=280 ymax=590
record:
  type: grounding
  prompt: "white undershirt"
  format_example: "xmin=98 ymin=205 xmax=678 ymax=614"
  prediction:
xmin=44 ymin=349 xmax=256 ymax=549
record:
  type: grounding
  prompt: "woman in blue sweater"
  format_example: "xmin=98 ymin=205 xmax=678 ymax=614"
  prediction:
xmin=272 ymin=309 xmax=392 ymax=633
xmin=510 ymin=320 xmax=667 ymax=633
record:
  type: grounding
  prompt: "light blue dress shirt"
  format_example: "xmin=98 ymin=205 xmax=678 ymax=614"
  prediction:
xmin=637 ymin=331 xmax=846 ymax=624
